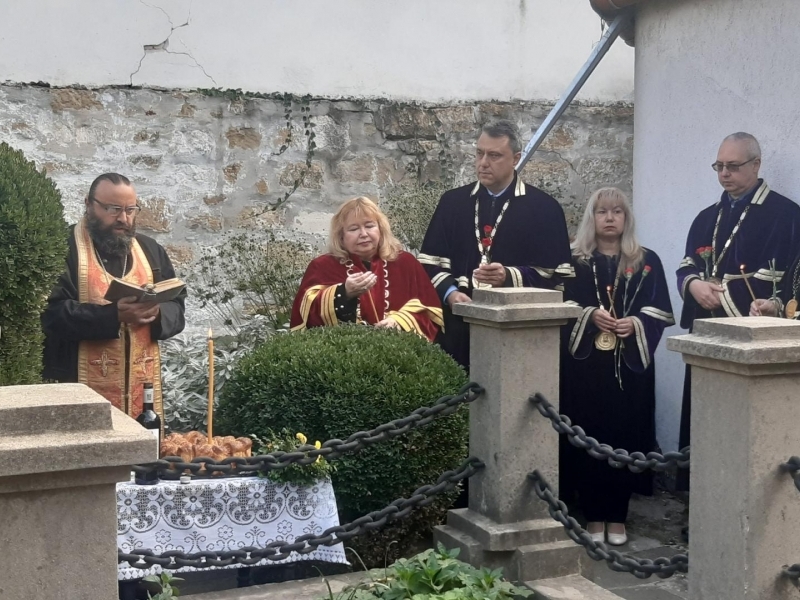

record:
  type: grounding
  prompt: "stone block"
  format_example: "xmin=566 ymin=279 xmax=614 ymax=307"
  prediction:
xmin=334 ymin=154 xmax=375 ymax=183
xmin=178 ymin=101 xmax=196 ymax=117
xmin=376 ymin=104 xmax=437 ymax=139
xmin=204 ymin=194 xmax=227 ymax=206
xmin=226 ymin=126 xmax=262 ymax=150
xmin=280 ymin=161 xmax=324 ymax=189
xmin=446 ymin=508 xmax=568 ymax=551
xmin=137 ymin=196 xmax=171 ymax=233
xmin=433 ymin=106 xmax=476 ymax=133
xmin=454 ymin=288 xmax=581 ymax=328
xmin=514 ymin=541 xmax=583 ymax=582
xmin=255 ymin=178 xmax=270 ymax=195
xmin=129 ymin=154 xmax=162 ymax=169
xmin=164 ymin=244 xmax=195 ymax=269
xmin=50 ymin=88 xmax=102 ymax=112
xmin=188 ymin=214 xmax=223 ymax=232
xmin=223 ymin=162 xmax=242 ymax=183
xmin=433 ymin=525 xmax=514 ymax=572
xmin=527 ymin=575 xmax=627 ymax=599
xmin=0 ymin=384 xmax=153 ymax=600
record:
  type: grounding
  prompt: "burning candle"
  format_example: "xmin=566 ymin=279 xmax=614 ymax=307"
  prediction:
xmin=208 ymin=328 xmax=214 ymax=443
xmin=739 ymin=264 xmax=757 ymax=304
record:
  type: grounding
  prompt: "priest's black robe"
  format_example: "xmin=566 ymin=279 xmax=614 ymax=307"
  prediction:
xmin=675 ymin=181 xmax=800 ymax=489
xmin=42 ymin=226 xmax=186 ymax=382
xmin=560 ymin=249 xmax=674 ymax=522
xmin=419 ymin=173 xmax=572 ymax=368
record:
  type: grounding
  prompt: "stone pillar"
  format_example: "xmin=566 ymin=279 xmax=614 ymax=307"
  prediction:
xmin=0 ymin=383 xmax=155 ymax=600
xmin=668 ymin=317 xmax=800 ymax=599
xmin=434 ymin=288 xmax=582 ymax=582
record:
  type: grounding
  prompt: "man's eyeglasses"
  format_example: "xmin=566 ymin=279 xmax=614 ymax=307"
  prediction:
xmin=90 ymin=197 xmax=142 ymax=217
xmin=711 ymin=157 xmax=757 ymax=173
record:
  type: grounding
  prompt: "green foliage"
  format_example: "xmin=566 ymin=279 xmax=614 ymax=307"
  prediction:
xmin=160 ymin=318 xmax=273 ymax=432
xmin=143 ymin=572 xmax=183 ymax=599
xmin=0 ymin=142 xmax=69 ymax=385
xmin=216 ymin=325 xmax=468 ymax=566
xmin=252 ymin=428 xmax=335 ymax=486
xmin=192 ymin=230 xmax=315 ymax=334
xmin=381 ymin=182 xmax=449 ymax=254
xmin=323 ymin=544 xmax=532 ymax=599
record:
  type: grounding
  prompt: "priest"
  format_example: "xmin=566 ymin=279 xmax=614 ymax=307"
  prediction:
xmin=42 ymin=173 xmax=186 ymax=422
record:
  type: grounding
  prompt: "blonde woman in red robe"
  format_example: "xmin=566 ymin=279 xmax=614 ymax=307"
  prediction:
xmin=290 ymin=197 xmax=444 ymax=341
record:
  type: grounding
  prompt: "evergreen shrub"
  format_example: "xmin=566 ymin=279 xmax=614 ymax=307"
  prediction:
xmin=0 ymin=143 xmax=68 ymax=385
xmin=216 ymin=325 xmax=469 ymax=566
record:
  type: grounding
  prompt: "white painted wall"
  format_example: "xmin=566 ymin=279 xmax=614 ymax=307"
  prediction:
xmin=0 ymin=0 xmax=633 ymax=102
xmin=633 ymin=0 xmax=800 ymax=451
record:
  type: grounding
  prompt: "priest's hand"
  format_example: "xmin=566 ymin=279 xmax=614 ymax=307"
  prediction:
xmin=375 ymin=317 xmax=401 ymax=330
xmin=473 ymin=262 xmax=506 ymax=287
xmin=447 ymin=291 xmax=471 ymax=307
xmin=117 ymin=297 xmax=160 ymax=326
xmin=591 ymin=308 xmax=616 ymax=332
xmin=688 ymin=279 xmax=724 ymax=310
xmin=614 ymin=317 xmax=635 ymax=338
xmin=750 ymin=299 xmax=777 ymax=317
xmin=345 ymin=272 xmax=377 ymax=299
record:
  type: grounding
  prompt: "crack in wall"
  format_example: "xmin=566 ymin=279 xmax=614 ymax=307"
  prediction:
xmin=130 ymin=0 xmax=216 ymax=86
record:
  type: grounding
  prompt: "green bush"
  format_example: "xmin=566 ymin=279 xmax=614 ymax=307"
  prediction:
xmin=0 ymin=142 xmax=68 ymax=385
xmin=216 ymin=325 xmax=469 ymax=566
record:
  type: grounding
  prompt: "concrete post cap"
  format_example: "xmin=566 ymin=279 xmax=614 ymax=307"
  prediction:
xmin=453 ymin=288 xmax=582 ymax=326
xmin=667 ymin=316 xmax=800 ymax=373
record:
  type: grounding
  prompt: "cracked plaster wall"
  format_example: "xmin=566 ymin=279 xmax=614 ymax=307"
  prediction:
xmin=0 ymin=0 xmax=633 ymax=103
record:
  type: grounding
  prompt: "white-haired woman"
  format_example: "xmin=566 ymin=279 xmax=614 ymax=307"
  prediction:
xmin=290 ymin=196 xmax=443 ymax=341
xmin=560 ymin=187 xmax=674 ymax=546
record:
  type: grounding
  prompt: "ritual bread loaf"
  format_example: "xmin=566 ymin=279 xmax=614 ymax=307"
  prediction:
xmin=160 ymin=432 xmax=253 ymax=462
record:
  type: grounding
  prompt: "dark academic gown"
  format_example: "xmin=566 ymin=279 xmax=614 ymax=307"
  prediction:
xmin=560 ymin=249 xmax=674 ymax=522
xmin=289 ymin=251 xmax=444 ymax=342
xmin=42 ymin=227 xmax=186 ymax=382
xmin=419 ymin=173 xmax=573 ymax=368
xmin=675 ymin=180 xmax=800 ymax=489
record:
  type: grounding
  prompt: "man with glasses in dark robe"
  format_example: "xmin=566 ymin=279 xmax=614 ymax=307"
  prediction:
xmin=42 ymin=173 xmax=185 ymax=423
xmin=676 ymin=132 xmax=800 ymax=492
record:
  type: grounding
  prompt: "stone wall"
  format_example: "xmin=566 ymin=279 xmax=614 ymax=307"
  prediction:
xmin=0 ymin=83 xmax=633 ymax=328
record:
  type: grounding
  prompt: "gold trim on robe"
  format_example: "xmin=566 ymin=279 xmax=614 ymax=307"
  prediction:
xmin=75 ymin=219 xmax=163 ymax=427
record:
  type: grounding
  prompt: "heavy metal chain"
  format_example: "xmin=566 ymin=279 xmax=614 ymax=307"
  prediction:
xmin=529 ymin=393 xmax=690 ymax=473
xmin=119 ymin=457 xmax=485 ymax=570
xmin=133 ymin=383 xmax=484 ymax=480
xmin=528 ymin=470 xmax=688 ymax=579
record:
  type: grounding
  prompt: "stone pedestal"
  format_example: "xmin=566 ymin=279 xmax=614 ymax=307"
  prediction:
xmin=668 ymin=317 xmax=800 ymax=599
xmin=434 ymin=288 xmax=582 ymax=581
xmin=0 ymin=383 xmax=155 ymax=600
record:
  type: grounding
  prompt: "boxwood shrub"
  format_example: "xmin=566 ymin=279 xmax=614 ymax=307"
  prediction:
xmin=0 ymin=143 xmax=68 ymax=385
xmin=216 ymin=324 xmax=469 ymax=566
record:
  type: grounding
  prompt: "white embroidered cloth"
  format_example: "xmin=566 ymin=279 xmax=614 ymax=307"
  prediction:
xmin=117 ymin=475 xmax=348 ymax=580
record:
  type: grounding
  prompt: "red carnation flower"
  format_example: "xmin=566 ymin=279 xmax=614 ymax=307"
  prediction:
xmin=643 ymin=265 xmax=652 ymax=275
xmin=481 ymin=237 xmax=492 ymax=248
xmin=483 ymin=225 xmax=493 ymax=234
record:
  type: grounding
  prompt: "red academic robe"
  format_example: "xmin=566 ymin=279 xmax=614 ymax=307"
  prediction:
xmin=290 ymin=251 xmax=444 ymax=342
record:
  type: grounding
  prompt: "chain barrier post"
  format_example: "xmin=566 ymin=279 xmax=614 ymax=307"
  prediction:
xmin=434 ymin=288 xmax=581 ymax=582
xmin=668 ymin=317 xmax=800 ymax=599
xmin=0 ymin=383 xmax=155 ymax=599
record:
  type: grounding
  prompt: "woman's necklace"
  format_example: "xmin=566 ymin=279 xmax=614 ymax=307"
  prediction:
xmin=346 ymin=259 xmax=389 ymax=323
xmin=592 ymin=256 xmax=620 ymax=351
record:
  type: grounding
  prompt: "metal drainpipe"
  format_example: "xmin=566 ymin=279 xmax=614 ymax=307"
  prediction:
xmin=516 ymin=12 xmax=633 ymax=173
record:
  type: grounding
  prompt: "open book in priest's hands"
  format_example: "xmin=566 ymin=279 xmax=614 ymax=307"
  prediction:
xmin=103 ymin=277 xmax=186 ymax=304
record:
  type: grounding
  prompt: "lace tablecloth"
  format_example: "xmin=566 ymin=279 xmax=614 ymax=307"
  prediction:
xmin=117 ymin=475 xmax=348 ymax=580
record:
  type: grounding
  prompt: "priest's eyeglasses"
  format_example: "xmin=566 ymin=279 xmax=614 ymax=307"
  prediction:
xmin=91 ymin=198 xmax=142 ymax=217
xmin=711 ymin=157 xmax=757 ymax=173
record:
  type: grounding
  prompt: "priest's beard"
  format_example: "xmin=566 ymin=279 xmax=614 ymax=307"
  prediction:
xmin=85 ymin=210 xmax=136 ymax=258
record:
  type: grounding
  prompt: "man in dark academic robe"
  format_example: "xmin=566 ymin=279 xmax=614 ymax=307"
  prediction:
xmin=419 ymin=120 xmax=573 ymax=368
xmin=676 ymin=133 xmax=800 ymax=490
xmin=42 ymin=173 xmax=186 ymax=423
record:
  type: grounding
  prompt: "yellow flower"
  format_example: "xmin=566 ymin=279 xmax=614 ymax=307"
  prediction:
xmin=314 ymin=440 xmax=322 ymax=463
xmin=296 ymin=432 xmax=307 ymax=445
